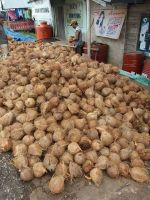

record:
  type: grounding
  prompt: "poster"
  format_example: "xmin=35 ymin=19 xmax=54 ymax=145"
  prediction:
xmin=94 ymin=9 xmax=126 ymax=39
xmin=137 ymin=14 xmax=150 ymax=56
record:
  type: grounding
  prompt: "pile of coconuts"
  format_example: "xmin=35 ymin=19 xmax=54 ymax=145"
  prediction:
xmin=0 ymin=41 xmax=150 ymax=194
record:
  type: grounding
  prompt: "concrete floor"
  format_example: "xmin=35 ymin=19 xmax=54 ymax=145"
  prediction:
xmin=0 ymin=152 xmax=150 ymax=200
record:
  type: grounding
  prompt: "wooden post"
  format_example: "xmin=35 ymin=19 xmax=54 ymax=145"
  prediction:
xmin=87 ymin=0 xmax=91 ymax=58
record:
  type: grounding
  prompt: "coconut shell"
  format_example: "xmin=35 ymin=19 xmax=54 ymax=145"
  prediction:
xmin=82 ymin=160 xmax=94 ymax=173
xmin=139 ymin=149 xmax=150 ymax=160
xmin=69 ymin=162 xmax=83 ymax=179
xmin=33 ymin=162 xmax=46 ymax=178
xmin=119 ymin=162 xmax=129 ymax=177
xmin=49 ymin=176 xmax=64 ymax=194
xmin=0 ymin=138 xmax=12 ymax=152
xmin=90 ymin=168 xmax=103 ymax=186
xmin=107 ymin=164 xmax=119 ymax=178
xmin=20 ymin=167 xmax=34 ymax=181
xmin=130 ymin=167 xmax=149 ymax=183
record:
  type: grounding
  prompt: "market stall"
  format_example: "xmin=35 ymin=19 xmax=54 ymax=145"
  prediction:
xmin=7 ymin=8 xmax=34 ymax=31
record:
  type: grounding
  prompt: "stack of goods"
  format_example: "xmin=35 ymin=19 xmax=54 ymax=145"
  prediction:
xmin=0 ymin=41 xmax=150 ymax=195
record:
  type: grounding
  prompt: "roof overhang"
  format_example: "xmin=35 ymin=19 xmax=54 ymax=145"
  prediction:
xmin=111 ymin=0 xmax=144 ymax=3
xmin=92 ymin=0 xmax=145 ymax=6
xmin=28 ymin=0 xmax=39 ymax=3
xmin=28 ymin=0 xmax=66 ymax=6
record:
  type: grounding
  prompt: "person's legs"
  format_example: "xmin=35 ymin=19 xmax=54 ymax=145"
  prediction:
xmin=75 ymin=46 xmax=83 ymax=55
xmin=75 ymin=47 xmax=78 ymax=54
xmin=0 ymin=44 xmax=9 ymax=59
xmin=0 ymin=44 xmax=3 ymax=59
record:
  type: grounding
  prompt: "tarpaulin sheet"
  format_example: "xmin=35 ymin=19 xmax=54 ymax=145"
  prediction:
xmin=4 ymin=27 xmax=36 ymax=42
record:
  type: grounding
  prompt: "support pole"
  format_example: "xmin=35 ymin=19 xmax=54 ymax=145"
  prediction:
xmin=87 ymin=0 xmax=91 ymax=58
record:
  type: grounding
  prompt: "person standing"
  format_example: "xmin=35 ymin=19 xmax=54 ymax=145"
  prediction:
xmin=0 ymin=12 xmax=9 ymax=59
xmin=70 ymin=20 xmax=84 ymax=55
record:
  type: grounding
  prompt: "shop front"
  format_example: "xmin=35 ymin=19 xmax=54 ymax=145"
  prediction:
xmin=28 ymin=0 xmax=150 ymax=72
xmin=124 ymin=1 xmax=150 ymax=77
xmin=50 ymin=0 xmax=87 ymax=40
xmin=90 ymin=1 xmax=127 ymax=65
xmin=90 ymin=0 xmax=149 ymax=71
xmin=2 ymin=0 xmax=34 ymax=31
xmin=7 ymin=8 xmax=34 ymax=31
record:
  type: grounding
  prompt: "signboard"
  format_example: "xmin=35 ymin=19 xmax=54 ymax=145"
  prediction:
xmin=94 ymin=9 xmax=126 ymax=39
xmin=137 ymin=14 xmax=150 ymax=56
xmin=31 ymin=0 xmax=52 ymax=25
xmin=64 ymin=1 xmax=83 ymax=27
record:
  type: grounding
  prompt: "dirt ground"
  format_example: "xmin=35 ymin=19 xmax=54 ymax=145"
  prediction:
xmin=0 ymin=152 xmax=150 ymax=200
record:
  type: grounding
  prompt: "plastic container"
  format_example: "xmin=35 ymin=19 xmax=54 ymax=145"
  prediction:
xmin=135 ymin=74 xmax=150 ymax=86
xmin=142 ymin=59 xmax=150 ymax=78
xmin=123 ymin=52 xmax=144 ymax=74
xmin=118 ymin=70 xmax=150 ymax=87
xmin=83 ymin=42 xmax=108 ymax=63
xmin=36 ymin=21 xmax=53 ymax=40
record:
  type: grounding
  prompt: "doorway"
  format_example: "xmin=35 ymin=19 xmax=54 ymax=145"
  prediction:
xmin=51 ymin=0 xmax=65 ymax=40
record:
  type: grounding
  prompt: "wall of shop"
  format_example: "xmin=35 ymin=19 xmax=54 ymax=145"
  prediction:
xmin=125 ymin=3 xmax=150 ymax=54
xmin=31 ymin=0 xmax=52 ymax=25
xmin=0 ymin=1 xmax=2 ymax=11
xmin=90 ymin=1 xmax=127 ymax=66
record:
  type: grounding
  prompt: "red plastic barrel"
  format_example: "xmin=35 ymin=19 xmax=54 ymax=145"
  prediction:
xmin=93 ymin=43 xmax=108 ymax=63
xmin=36 ymin=21 xmax=53 ymax=40
xmin=142 ymin=59 xmax=150 ymax=78
xmin=83 ymin=43 xmax=108 ymax=63
xmin=123 ymin=52 xmax=144 ymax=74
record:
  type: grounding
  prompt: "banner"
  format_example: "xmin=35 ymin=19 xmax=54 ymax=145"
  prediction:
xmin=94 ymin=9 xmax=126 ymax=39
